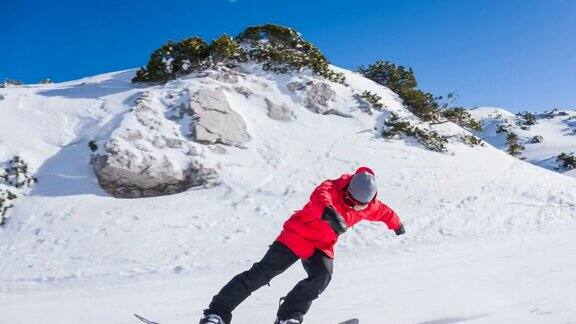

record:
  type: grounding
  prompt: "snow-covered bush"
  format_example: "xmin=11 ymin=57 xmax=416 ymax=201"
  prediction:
xmin=441 ymin=107 xmax=483 ymax=132
xmin=359 ymin=91 xmax=383 ymax=110
xmin=360 ymin=61 xmax=480 ymax=150
xmin=39 ymin=78 xmax=53 ymax=84
xmin=382 ymin=113 xmax=448 ymax=152
xmin=357 ymin=60 xmax=440 ymax=121
xmin=0 ymin=188 xmax=17 ymax=225
xmin=543 ymin=109 xmax=556 ymax=119
xmin=208 ymin=34 xmax=247 ymax=63
xmin=0 ymin=155 xmax=36 ymax=225
xmin=506 ymin=132 xmax=525 ymax=157
xmin=1 ymin=79 xmax=23 ymax=87
xmin=460 ymin=134 xmax=484 ymax=147
xmin=412 ymin=127 xmax=448 ymax=152
xmin=1 ymin=155 xmax=37 ymax=188
xmin=381 ymin=113 xmax=412 ymax=137
xmin=133 ymin=24 xmax=344 ymax=84
xmin=543 ymin=108 xmax=569 ymax=119
xmin=132 ymin=37 xmax=210 ymax=83
xmin=236 ymin=24 xmax=344 ymax=83
xmin=402 ymin=88 xmax=442 ymax=122
xmin=556 ymin=152 xmax=576 ymax=170
xmin=496 ymin=123 xmax=511 ymax=134
xmin=531 ymin=135 xmax=544 ymax=143
xmin=516 ymin=111 xmax=537 ymax=126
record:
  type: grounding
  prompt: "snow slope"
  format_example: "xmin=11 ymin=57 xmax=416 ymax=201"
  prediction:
xmin=469 ymin=107 xmax=576 ymax=177
xmin=1 ymin=66 xmax=576 ymax=323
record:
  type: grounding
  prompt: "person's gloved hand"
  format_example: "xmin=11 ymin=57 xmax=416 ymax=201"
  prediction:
xmin=394 ymin=223 xmax=405 ymax=236
xmin=321 ymin=206 xmax=347 ymax=235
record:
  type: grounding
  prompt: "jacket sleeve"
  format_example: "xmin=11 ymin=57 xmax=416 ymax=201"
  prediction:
xmin=309 ymin=180 xmax=335 ymax=208
xmin=297 ymin=180 xmax=335 ymax=223
xmin=365 ymin=200 xmax=402 ymax=230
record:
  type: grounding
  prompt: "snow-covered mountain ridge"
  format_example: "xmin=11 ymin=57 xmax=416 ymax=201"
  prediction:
xmin=1 ymin=41 xmax=576 ymax=322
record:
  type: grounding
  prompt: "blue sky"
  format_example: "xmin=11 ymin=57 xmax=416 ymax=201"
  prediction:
xmin=2 ymin=0 xmax=574 ymax=112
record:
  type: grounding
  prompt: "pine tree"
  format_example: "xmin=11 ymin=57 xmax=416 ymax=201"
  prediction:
xmin=357 ymin=61 xmax=417 ymax=93
xmin=441 ymin=107 xmax=483 ymax=132
xmin=132 ymin=42 xmax=176 ymax=83
xmin=132 ymin=38 xmax=209 ymax=83
xmin=236 ymin=24 xmax=344 ymax=82
xmin=506 ymin=132 xmax=525 ymax=157
xmin=132 ymin=25 xmax=345 ymax=84
xmin=359 ymin=91 xmax=383 ymax=110
xmin=381 ymin=113 xmax=448 ymax=152
xmin=381 ymin=113 xmax=412 ymax=138
xmin=531 ymin=135 xmax=544 ymax=143
xmin=172 ymin=37 xmax=209 ymax=75
xmin=357 ymin=61 xmax=440 ymax=121
xmin=516 ymin=111 xmax=537 ymax=126
xmin=209 ymin=34 xmax=246 ymax=62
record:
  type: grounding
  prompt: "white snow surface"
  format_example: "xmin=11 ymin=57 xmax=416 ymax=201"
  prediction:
xmin=1 ymin=66 xmax=576 ymax=323
xmin=469 ymin=106 xmax=576 ymax=178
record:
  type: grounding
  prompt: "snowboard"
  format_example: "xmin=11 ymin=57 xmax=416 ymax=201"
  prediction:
xmin=134 ymin=313 xmax=359 ymax=324
xmin=134 ymin=314 xmax=159 ymax=324
xmin=339 ymin=319 xmax=359 ymax=324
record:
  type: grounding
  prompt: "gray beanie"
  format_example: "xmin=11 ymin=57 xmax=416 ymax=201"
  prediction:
xmin=347 ymin=172 xmax=377 ymax=203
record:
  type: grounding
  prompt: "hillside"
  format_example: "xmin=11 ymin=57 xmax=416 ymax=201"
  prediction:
xmin=1 ymin=26 xmax=576 ymax=323
xmin=469 ymin=107 xmax=576 ymax=177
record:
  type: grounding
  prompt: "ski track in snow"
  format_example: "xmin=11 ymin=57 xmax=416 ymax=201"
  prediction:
xmin=0 ymin=67 xmax=576 ymax=323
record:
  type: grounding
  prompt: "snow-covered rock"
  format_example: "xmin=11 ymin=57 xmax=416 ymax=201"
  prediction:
xmin=91 ymin=92 xmax=218 ymax=198
xmin=185 ymin=88 xmax=250 ymax=147
xmin=234 ymin=85 xmax=253 ymax=98
xmin=91 ymin=149 xmax=217 ymax=199
xmin=290 ymin=81 xmax=338 ymax=115
xmin=264 ymin=98 xmax=294 ymax=121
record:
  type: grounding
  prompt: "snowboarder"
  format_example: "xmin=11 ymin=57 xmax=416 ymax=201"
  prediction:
xmin=199 ymin=167 xmax=405 ymax=324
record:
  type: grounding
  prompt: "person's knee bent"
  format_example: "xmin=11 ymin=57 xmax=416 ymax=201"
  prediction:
xmin=313 ymin=267 xmax=332 ymax=296
xmin=243 ymin=261 xmax=274 ymax=288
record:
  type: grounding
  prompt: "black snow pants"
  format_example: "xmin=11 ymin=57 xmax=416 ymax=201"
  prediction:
xmin=204 ymin=241 xmax=333 ymax=323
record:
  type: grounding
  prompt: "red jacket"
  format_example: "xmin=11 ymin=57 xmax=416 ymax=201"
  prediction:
xmin=276 ymin=167 xmax=402 ymax=259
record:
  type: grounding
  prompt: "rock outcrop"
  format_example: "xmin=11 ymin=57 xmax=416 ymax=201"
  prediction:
xmin=287 ymin=81 xmax=349 ymax=117
xmin=265 ymin=98 xmax=294 ymax=121
xmin=300 ymin=81 xmax=336 ymax=114
xmin=92 ymin=92 xmax=218 ymax=199
xmin=234 ymin=86 xmax=252 ymax=98
xmin=92 ymin=151 xmax=217 ymax=198
xmin=183 ymin=88 xmax=250 ymax=147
